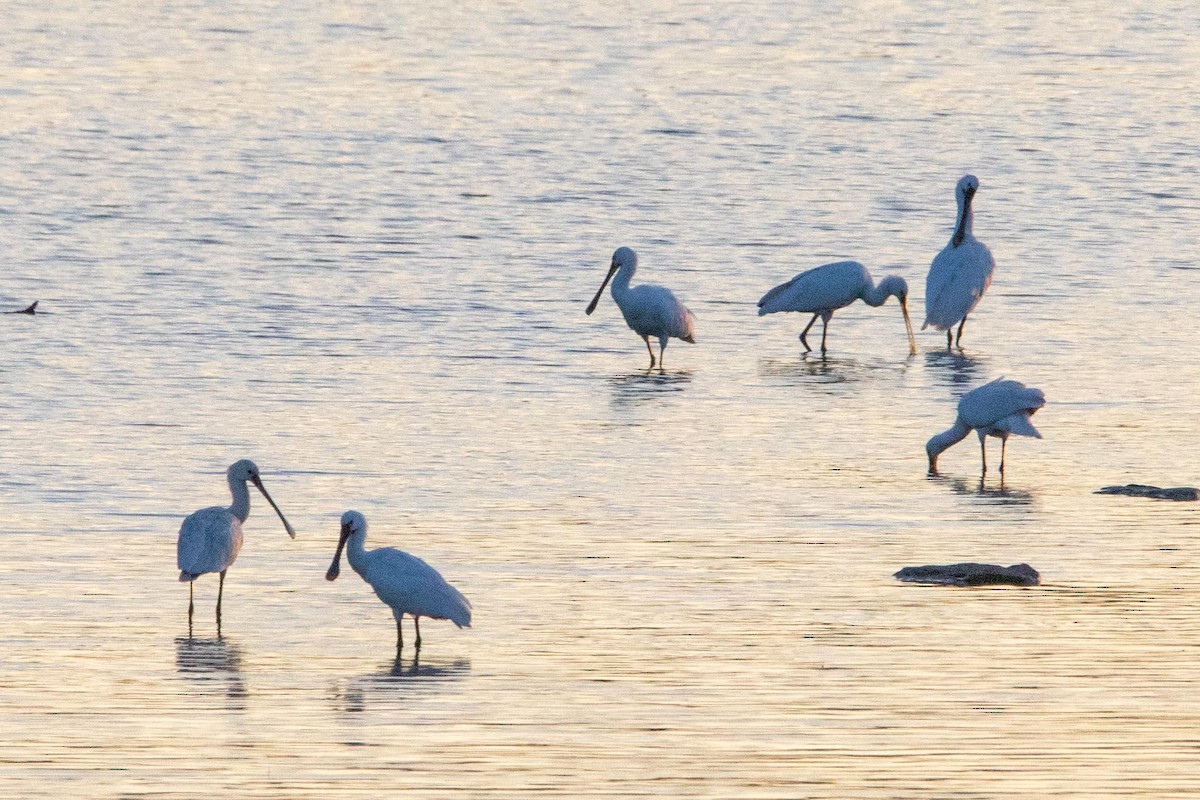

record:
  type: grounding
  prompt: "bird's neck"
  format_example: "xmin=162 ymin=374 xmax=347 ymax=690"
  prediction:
xmin=228 ymin=478 xmax=251 ymax=522
xmin=862 ymin=276 xmax=904 ymax=308
xmin=610 ymin=262 xmax=634 ymax=298
xmin=926 ymin=418 xmax=972 ymax=464
xmin=952 ymin=196 xmax=974 ymax=247
xmin=345 ymin=531 xmax=369 ymax=575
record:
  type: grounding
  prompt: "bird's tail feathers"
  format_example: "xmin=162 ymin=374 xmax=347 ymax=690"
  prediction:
xmin=680 ymin=334 xmax=695 ymax=344
xmin=1006 ymin=414 xmax=1042 ymax=439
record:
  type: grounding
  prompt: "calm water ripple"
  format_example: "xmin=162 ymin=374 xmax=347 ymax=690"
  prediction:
xmin=2 ymin=1 xmax=1200 ymax=797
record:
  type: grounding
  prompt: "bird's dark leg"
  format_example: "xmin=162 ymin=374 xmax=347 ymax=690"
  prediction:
xmin=799 ymin=314 xmax=819 ymax=353
xmin=820 ymin=316 xmax=830 ymax=354
xmin=188 ymin=581 xmax=194 ymax=633
xmin=642 ymin=335 xmax=656 ymax=369
xmin=396 ymin=615 xmax=404 ymax=652
xmin=216 ymin=570 xmax=226 ymax=630
xmin=658 ymin=341 xmax=666 ymax=371
xmin=1000 ymin=437 xmax=1008 ymax=474
xmin=946 ymin=329 xmax=953 ymax=349
xmin=955 ymin=316 xmax=967 ymax=347
xmin=979 ymin=436 xmax=988 ymax=476
xmin=414 ymin=617 xmax=422 ymax=650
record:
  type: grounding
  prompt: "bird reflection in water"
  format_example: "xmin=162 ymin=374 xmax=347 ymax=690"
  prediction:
xmin=175 ymin=636 xmax=247 ymax=705
xmin=926 ymin=472 xmax=1034 ymax=506
xmin=757 ymin=353 xmax=855 ymax=387
xmin=332 ymin=655 xmax=471 ymax=714
xmin=608 ymin=369 xmax=692 ymax=405
xmin=924 ymin=348 xmax=984 ymax=392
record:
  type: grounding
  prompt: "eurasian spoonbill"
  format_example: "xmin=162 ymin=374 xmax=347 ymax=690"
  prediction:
xmin=926 ymin=378 xmax=1045 ymax=475
xmin=923 ymin=175 xmax=995 ymax=348
xmin=586 ymin=246 xmax=695 ymax=369
xmin=177 ymin=459 xmax=296 ymax=629
xmin=326 ymin=511 xmax=472 ymax=652
xmin=757 ymin=260 xmax=916 ymax=355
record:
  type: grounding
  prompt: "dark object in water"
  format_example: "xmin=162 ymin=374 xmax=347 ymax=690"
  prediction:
xmin=894 ymin=562 xmax=1039 ymax=587
xmin=4 ymin=301 xmax=37 ymax=314
xmin=1095 ymin=484 xmax=1198 ymax=501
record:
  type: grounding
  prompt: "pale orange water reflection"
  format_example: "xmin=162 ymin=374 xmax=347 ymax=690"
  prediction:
xmin=2 ymin=0 xmax=1200 ymax=797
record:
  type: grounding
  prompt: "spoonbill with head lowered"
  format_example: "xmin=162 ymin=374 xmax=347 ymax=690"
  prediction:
xmin=586 ymin=246 xmax=695 ymax=369
xmin=177 ymin=459 xmax=296 ymax=630
xmin=757 ymin=260 xmax=916 ymax=355
xmin=326 ymin=511 xmax=472 ymax=652
xmin=923 ymin=175 xmax=995 ymax=348
xmin=926 ymin=378 xmax=1045 ymax=475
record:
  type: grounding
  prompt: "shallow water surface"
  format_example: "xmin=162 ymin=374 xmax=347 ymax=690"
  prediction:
xmin=2 ymin=2 xmax=1200 ymax=797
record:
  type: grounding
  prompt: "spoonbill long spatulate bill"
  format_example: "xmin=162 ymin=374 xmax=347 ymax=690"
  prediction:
xmin=586 ymin=246 xmax=696 ymax=369
xmin=176 ymin=459 xmax=297 ymax=631
xmin=757 ymin=260 xmax=916 ymax=355
xmin=923 ymin=175 xmax=995 ymax=348
xmin=326 ymin=511 xmax=472 ymax=652
xmin=926 ymin=378 xmax=1046 ymax=475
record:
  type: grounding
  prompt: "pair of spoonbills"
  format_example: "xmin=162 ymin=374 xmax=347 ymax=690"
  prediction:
xmin=177 ymin=459 xmax=470 ymax=650
xmin=586 ymin=175 xmax=994 ymax=365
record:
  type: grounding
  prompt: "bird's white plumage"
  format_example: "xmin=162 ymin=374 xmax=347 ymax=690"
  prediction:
xmin=758 ymin=261 xmax=875 ymax=315
xmin=177 ymin=506 xmax=244 ymax=580
xmin=587 ymin=246 xmax=695 ymax=368
xmin=757 ymin=260 xmax=915 ymax=353
xmin=926 ymin=378 xmax=1046 ymax=474
xmin=956 ymin=378 xmax=1046 ymax=433
xmin=923 ymin=175 xmax=995 ymax=338
xmin=328 ymin=511 xmax=472 ymax=640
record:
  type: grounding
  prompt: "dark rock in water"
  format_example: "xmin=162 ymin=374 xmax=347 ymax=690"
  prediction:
xmin=893 ymin=562 xmax=1040 ymax=587
xmin=4 ymin=301 xmax=37 ymax=315
xmin=1095 ymin=484 xmax=1198 ymax=501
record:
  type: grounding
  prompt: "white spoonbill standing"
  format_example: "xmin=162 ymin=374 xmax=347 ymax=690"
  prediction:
xmin=326 ymin=511 xmax=472 ymax=652
xmin=926 ymin=378 xmax=1046 ymax=475
xmin=177 ymin=459 xmax=296 ymax=629
xmin=923 ymin=175 xmax=995 ymax=348
xmin=586 ymin=246 xmax=696 ymax=369
xmin=757 ymin=260 xmax=917 ymax=355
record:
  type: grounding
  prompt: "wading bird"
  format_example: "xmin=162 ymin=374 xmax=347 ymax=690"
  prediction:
xmin=586 ymin=246 xmax=695 ymax=369
xmin=177 ymin=459 xmax=296 ymax=630
xmin=326 ymin=511 xmax=472 ymax=652
xmin=923 ymin=175 xmax=995 ymax=348
xmin=926 ymin=378 xmax=1046 ymax=475
xmin=757 ymin=260 xmax=916 ymax=355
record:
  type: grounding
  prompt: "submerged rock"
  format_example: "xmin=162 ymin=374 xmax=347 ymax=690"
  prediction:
xmin=1095 ymin=484 xmax=1198 ymax=501
xmin=893 ymin=562 xmax=1039 ymax=587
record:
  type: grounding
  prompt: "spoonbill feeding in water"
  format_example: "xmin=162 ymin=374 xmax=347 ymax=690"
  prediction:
xmin=757 ymin=260 xmax=916 ymax=355
xmin=586 ymin=246 xmax=695 ymax=369
xmin=926 ymin=378 xmax=1046 ymax=475
xmin=326 ymin=511 xmax=472 ymax=652
xmin=923 ymin=175 xmax=995 ymax=348
xmin=177 ymin=459 xmax=296 ymax=630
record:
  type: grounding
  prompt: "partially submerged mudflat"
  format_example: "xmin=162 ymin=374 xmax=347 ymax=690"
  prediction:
xmin=1095 ymin=484 xmax=1198 ymax=501
xmin=894 ymin=562 xmax=1039 ymax=587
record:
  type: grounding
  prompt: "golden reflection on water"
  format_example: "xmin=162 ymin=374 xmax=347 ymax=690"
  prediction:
xmin=1 ymin=0 xmax=1200 ymax=797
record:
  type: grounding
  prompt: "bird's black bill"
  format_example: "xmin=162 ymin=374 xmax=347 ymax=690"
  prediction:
xmin=325 ymin=524 xmax=351 ymax=581
xmin=585 ymin=263 xmax=619 ymax=315
xmin=252 ymin=476 xmax=297 ymax=539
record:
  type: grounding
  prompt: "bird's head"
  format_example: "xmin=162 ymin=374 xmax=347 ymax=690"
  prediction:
xmin=327 ymin=510 xmax=367 ymax=582
xmin=586 ymin=246 xmax=638 ymax=315
xmin=228 ymin=459 xmax=260 ymax=484
xmin=956 ymin=174 xmax=979 ymax=203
